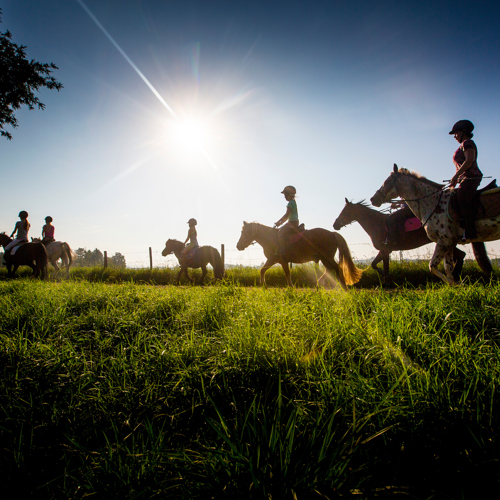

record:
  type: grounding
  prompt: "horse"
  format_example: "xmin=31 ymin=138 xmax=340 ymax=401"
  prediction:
xmin=32 ymin=238 xmax=73 ymax=277
xmin=333 ymin=198 xmax=492 ymax=285
xmin=370 ymin=164 xmax=500 ymax=284
xmin=161 ymin=239 xmax=224 ymax=284
xmin=236 ymin=222 xmax=363 ymax=289
xmin=0 ymin=232 xmax=48 ymax=278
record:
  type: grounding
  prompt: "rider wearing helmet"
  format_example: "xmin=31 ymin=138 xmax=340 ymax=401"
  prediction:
xmin=449 ymin=120 xmax=482 ymax=240
xmin=42 ymin=216 xmax=55 ymax=245
xmin=181 ymin=218 xmax=199 ymax=260
xmin=275 ymin=186 xmax=299 ymax=255
xmin=5 ymin=211 xmax=31 ymax=253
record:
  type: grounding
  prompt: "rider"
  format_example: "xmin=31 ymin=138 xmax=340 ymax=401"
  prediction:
xmin=275 ymin=185 xmax=299 ymax=255
xmin=5 ymin=211 xmax=31 ymax=255
xmin=41 ymin=216 xmax=55 ymax=245
xmin=384 ymin=200 xmax=414 ymax=246
xmin=181 ymin=218 xmax=199 ymax=261
xmin=449 ymin=119 xmax=482 ymax=240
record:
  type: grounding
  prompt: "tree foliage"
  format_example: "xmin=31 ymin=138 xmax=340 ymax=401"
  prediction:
xmin=0 ymin=9 xmax=63 ymax=139
xmin=73 ymin=248 xmax=127 ymax=268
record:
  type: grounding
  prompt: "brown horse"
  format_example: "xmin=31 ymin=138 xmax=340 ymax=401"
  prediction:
xmin=161 ymin=239 xmax=224 ymax=284
xmin=236 ymin=222 xmax=363 ymax=289
xmin=333 ymin=199 xmax=492 ymax=285
xmin=0 ymin=232 xmax=48 ymax=278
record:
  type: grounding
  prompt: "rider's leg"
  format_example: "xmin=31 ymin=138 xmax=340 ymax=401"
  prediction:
xmin=457 ymin=178 xmax=481 ymax=240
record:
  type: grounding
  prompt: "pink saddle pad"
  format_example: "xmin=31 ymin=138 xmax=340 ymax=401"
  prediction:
xmin=404 ymin=217 xmax=422 ymax=232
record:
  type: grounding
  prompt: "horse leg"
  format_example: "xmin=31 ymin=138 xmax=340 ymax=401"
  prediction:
xmin=176 ymin=268 xmax=183 ymax=285
xmin=472 ymin=242 xmax=493 ymax=276
xmin=279 ymin=258 xmax=293 ymax=287
xmin=371 ymin=251 xmax=389 ymax=283
xmin=451 ymin=247 xmax=466 ymax=282
xmin=199 ymin=265 xmax=207 ymax=285
xmin=51 ymin=258 xmax=60 ymax=275
xmin=259 ymin=258 xmax=276 ymax=286
xmin=429 ymin=244 xmax=455 ymax=285
xmin=444 ymin=250 xmax=459 ymax=284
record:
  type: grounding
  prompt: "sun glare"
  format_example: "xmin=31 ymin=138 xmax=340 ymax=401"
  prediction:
xmin=173 ymin=117 xmax=210 ymax=152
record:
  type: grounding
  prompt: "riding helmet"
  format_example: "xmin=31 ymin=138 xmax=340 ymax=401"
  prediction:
xmin=449 ymin=120 xmax=474 ymax=135
xmin=18 ymin=210 xmax=28 ymax=218
xmin=281 ymin=185 xmax=297 ymax=195
xmin=45 ymin=216 xmax=53 ymax=223
xmin=187 ymin=218 xmax=197 ymax=225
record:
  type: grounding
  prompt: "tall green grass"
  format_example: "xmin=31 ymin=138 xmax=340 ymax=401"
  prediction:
xmin=1 ymin=258 xmax=496 ymax=288
xmin=0 ymin=279 xmax=499 ymax=498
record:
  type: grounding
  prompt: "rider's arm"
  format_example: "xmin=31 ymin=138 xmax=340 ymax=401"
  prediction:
xmin=450 ymin=148 xmax=476 ymax=187
xmin=275 ymin=207 xmax=291 ymax=227
xmin=10 ymin=223 xmax=17 ymax=238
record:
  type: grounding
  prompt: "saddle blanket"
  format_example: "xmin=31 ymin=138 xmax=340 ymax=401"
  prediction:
xmin=182 ymin=246 xmax=199 ymax=261
xmin=289 ymin=231 xmax=305 ymax=244
xmin=10 ymin=243 xmax=27 ymax=256
xmin=404 ymin=217 xmax=422 ymax=232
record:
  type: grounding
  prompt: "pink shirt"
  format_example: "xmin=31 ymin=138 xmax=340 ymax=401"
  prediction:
xmin=453 ymin=139 xmax=482 ymax=181
xmin=43 ymin=225 xmax=55 ymax=239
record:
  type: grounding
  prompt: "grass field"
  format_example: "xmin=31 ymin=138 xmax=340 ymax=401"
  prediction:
xmin=0 ymin=264 xmax=499 ymax=498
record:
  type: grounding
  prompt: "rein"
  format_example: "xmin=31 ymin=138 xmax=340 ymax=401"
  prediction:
xmin=382 ymin=174 xmax=448 ymax=227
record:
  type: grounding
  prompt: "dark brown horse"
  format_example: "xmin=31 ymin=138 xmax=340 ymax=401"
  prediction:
xmin=333 ymin=199 xmax=492 ymax=285
xmin=161 ymin=239 xmax=224 ymax=284
xmin=0 ymin=232 xmax=48 ymax=278
xmin=236 ymin=222 xmax=363 ymax=289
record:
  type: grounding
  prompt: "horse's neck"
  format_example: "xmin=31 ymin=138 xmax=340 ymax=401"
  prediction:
xmin=353 ymin=206 xmax=387 ymax=234
xmin=400 ymin=178 xmax=442 ymax=220
xmin=253 ymin=224 xmax=276 ymax=245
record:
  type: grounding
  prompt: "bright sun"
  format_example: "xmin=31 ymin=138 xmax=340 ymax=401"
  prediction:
xmin=173 ymin=117 xmax=210 ymax=152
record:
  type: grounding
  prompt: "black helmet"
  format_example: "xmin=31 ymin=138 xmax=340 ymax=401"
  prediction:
xmin=187 ymin=218 xmax=197 ymax=225
xmin=45 ymin=216 xmax=53 ymax=223
xmin=449 ymin=120 xmax=474 ymax=135
xmin=18 ymin=210 xmax=28 ymax=218
xmin=281 ymin=185 xmax=296 ymax=195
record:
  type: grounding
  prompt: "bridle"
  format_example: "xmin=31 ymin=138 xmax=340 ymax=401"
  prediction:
xmin=377 ymin=173 xmax=448 ymax=227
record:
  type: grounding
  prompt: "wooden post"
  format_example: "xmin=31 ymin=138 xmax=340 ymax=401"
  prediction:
xmin=103 ymin=251 xmax=108 ymax=268
xmin=149 ymin=247 xmax=153 ymax=270
xmin=221 ymin=244 xmax=225 ymax=268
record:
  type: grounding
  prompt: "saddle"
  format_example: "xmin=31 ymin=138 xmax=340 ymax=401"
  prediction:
xmin=449 ymin=179 xmax=500 ymax=223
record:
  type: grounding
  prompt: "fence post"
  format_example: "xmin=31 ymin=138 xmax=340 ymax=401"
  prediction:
xmin=103 ymin=251 xmax=108 ymax=268
xmin=149 ymin=247 xmax=153 ymax=270
xmin=221 ymin=244 xmax=225 ymax=268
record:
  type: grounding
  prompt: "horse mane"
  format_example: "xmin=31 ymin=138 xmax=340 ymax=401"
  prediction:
xmin=243 ymin=221 xmax=275 ymax=230
xmin=397 ymin=167 xmax=444 ymax=189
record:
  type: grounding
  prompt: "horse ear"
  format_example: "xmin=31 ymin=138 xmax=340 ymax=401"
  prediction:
xmin=345 ymin=197 xmax=349 ymax=204
xmin=393 ymin=163 xmax=398 ymax=173
xmin=243 ymin=221 xmax=247 ymax=226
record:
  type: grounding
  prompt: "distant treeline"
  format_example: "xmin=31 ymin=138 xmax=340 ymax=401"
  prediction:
xmin=73 ymin=248 xmax=126 ymax=268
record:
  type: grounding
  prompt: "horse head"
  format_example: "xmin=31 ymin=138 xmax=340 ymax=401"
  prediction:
xmin=161 ymin=239 xmax=176 ymax=256
xmin=236 ymin=222 xmax=256 ymax=251
xmin=371 ymin=164 xmax=401 ymax=207
xmin=0 ymin=232 xmax=11 ymax=246
xmin=333 ymin=198 xmax=357 ymax=230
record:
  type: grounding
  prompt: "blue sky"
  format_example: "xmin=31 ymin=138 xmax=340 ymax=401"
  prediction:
xmin=2 ymin=0 xmax=500 ymax=267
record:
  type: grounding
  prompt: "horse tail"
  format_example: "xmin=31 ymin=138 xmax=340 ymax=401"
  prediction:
xmin=333 ymin=232 xmax=364 ymax=285
xmin=472 ymin=242 xmax=493 ymax=276
xmin=62 ymin=242 xmax=73 ymax=267
xmin=210 ymin=247 xmax=225 ymax=280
